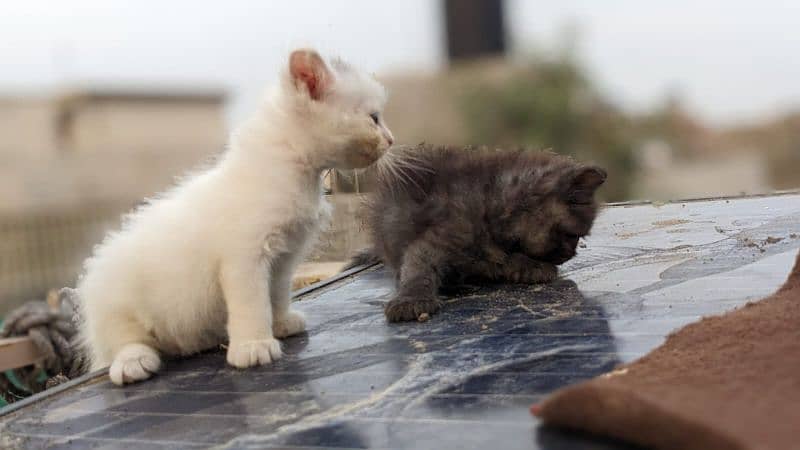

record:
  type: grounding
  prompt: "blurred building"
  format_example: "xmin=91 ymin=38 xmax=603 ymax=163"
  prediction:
xmin=0 ymin=88 xmax=227 ymax=213
xmin=54 ymin=89 xmax=225 ymax=156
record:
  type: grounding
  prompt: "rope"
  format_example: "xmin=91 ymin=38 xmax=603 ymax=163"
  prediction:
xmin=0 ymin=289 xmax=86 ymax=403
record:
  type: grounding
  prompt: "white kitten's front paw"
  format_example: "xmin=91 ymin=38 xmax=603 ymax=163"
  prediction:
xmin=273 ymin=310 xmax=307 ymax=338
xmin=109 ymin=343 xmax=161 ymax=386
xmin=226 ymin=338 xmax=282 ymax=368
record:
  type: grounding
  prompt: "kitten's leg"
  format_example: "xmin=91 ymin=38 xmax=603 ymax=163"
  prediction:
xmin=462 ymin=241 xmax=513 ymax=281
xmin=270 ymin=254 xmax=306 ymax=338
xmin=501 ymin=253 xmax=558 ymax=284
xmin=385 ymin=240 xmax=447 ymax=322
xmin=90 ymin=303 xmax=161 ymax=385
xmin=220 ymin=258 xmax=282 ymax=368
xmin=99 ymin=316 xmax=161 ymax=385
xmin=109 ymin=342 xmax=161 ymax=386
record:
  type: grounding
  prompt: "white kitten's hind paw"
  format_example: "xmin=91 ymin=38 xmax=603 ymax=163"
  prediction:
xmin=273 ymin=310 xmax=307 ymax=338
xmin=109 ymin=343 xmax=161 ymax=386
xmin=226 ymin=338 xmax=282 ymax=368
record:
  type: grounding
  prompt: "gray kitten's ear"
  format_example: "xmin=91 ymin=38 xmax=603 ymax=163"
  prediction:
xmin=289 ymin=49 xmax=333 ymax=101
xmin=564 ymin=166 xmax=607 ymax=204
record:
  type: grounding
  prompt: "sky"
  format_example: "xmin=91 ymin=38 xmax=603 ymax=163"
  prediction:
xmin=2 ymin=0 xmax=799 ymax=128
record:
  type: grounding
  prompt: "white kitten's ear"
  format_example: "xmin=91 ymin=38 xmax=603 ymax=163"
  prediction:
xmin=289 ymin=49 xmax=333 ymax=101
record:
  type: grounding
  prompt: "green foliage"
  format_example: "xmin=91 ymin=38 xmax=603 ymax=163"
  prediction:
xmin=458 ymin=56 xmax=636 ymax=201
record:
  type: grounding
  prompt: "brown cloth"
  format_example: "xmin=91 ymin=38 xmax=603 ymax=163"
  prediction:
xmin=533 ymin=250 xmax=800 ymax=450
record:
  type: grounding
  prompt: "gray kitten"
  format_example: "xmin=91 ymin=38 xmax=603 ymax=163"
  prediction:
xmin=348 ymin=144 xmax=606 ymax=322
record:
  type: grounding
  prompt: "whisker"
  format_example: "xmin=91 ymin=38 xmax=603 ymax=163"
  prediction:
xmin=373 ymin=145 xmax=433 ymax=196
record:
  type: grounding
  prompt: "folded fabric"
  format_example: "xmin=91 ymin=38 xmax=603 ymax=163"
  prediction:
xmin=534 ymin=250 xmax=800 ymax=450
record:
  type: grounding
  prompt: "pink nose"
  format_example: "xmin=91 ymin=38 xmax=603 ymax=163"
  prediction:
xmin=381 ymin=127 xmax=394 ymax=146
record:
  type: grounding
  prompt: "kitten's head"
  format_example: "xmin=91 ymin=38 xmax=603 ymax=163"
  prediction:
xmin=504 ymin=161 xmax=607 ymax=265
xmin=283 ymin=49 xmax=394 ymax=169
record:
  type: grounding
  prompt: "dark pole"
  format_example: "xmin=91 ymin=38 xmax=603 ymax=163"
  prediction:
xmin=444 ymin=0 xmax=506 ymax=62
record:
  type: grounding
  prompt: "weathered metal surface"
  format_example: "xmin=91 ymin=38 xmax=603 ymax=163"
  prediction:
xmin=1 ymin=193 xmax=798 ymax=449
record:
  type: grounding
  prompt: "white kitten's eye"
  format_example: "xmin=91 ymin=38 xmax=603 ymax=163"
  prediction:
xmin=369 ymin=112 xmax=380 ymax=125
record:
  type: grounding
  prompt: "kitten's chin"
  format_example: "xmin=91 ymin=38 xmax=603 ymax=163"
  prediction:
xmin=337 ymin=146 xmax=387 ymax=169
xmin=544 ymin=246 xmax=577 ymax=265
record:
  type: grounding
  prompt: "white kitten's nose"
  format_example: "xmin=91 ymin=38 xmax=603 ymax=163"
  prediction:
xmin=381 ymin=126 xmax=394 ymax=146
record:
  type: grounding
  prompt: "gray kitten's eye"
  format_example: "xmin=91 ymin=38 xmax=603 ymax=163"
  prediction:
xmin=369 ymin=112 xmax=379 ymax=124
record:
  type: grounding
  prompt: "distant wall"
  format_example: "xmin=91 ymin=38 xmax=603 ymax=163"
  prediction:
xmin=633 ymin=152 xmax=769 ymax=201
xmin=0 ymin=99 xmax=59 ymax=158
xmin=308 ymin=194 xmax=369 ymax=262
xmin=62 ymin=100 xmax=225 ymax=156
xmin=0 ymin=91 xmax=226 ymax=215
xmin=0 ymin=203 xmax=123 ymax=309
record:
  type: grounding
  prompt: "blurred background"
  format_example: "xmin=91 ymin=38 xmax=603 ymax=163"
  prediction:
xmin=2 ymin=0 xmax=799 ymax=313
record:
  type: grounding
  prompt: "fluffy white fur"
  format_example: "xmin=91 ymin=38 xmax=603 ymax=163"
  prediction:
xmin=77 ymin=49 xmax=393 ymax=385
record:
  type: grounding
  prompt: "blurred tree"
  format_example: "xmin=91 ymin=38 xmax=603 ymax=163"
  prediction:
xmin=458 ymin=54 xmax=636 ymax=201
xmin=635 ymin=89 xmax=708 ymax=158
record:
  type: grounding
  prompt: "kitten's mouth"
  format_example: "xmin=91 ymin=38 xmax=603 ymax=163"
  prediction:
xmin=550 ymin=253 xmax=574 ymax=265
xmin=537 ymin=239 xmax=579 ymax=265
xmin=346 ymin=146 xmax=383 ymax=169
xmin=547 ymin=246 xmax=577 ymax=265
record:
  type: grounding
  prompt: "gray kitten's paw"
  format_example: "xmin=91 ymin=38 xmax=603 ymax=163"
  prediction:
xmin=385 ymin=295 xmax=441 ymax=322
xmin=226 ymin=338 xmax=282 ymax=368
xmin=273 ymin=310 xmax=306 ymax=338
xmin=506 ymin=255 xmax=558 ymax=284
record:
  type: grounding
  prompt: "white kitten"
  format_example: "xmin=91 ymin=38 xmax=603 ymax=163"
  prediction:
xmin=76 ymin=49 xmax=394 ymax=385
